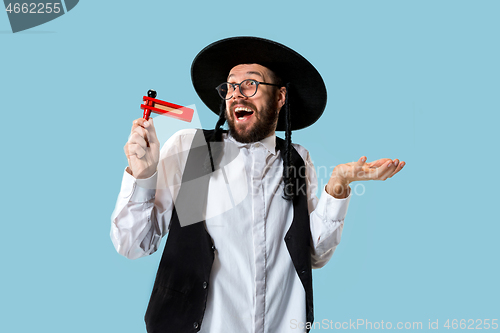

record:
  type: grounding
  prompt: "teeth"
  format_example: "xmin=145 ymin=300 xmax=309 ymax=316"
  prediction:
xmin=235 ymin=107 xmax=253 ymax=112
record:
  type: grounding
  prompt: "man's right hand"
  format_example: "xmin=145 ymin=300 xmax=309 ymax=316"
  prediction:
xmin=124 ymin=117 xmax=160 ymax=179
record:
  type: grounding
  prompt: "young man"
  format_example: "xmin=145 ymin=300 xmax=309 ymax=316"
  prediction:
xmin=111 ymin=37 xmax=404 ymax=333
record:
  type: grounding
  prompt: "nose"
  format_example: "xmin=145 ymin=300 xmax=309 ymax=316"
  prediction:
xmin=232 ymin=83 xmax=245 ymax=99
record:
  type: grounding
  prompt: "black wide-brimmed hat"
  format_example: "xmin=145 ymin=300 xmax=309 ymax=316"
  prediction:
xmin=191 ymin=36 xmax=327 ymax=131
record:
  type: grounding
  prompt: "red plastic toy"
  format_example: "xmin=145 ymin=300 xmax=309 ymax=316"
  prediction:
xmin=141 ymin=89 xmax=194 ymax=122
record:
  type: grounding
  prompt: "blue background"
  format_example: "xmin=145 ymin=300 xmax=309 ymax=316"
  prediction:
xmin=1 ymin=1 xmax=498 ymax=332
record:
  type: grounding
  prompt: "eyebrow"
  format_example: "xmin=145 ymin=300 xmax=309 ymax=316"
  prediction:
xmin=227 ymin=71 xmax=264 ymax=80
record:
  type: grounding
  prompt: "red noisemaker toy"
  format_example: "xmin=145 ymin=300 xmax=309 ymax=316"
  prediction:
xmin=141 ymin=89 xmax=194 ymax=122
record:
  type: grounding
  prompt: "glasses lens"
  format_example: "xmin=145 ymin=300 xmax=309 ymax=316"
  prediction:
xmin=218 ymin=83 xmax=231 ymax=100
xmin=241 ymin=79 xmax=257 ymax=97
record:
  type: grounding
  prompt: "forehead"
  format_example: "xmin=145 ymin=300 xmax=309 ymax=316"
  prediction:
xmin=227 ymin=64 xmax=272 ymax=81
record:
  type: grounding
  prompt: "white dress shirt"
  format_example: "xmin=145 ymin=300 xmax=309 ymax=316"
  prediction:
xmin=111 ymin=129 xmax=351 ymax=333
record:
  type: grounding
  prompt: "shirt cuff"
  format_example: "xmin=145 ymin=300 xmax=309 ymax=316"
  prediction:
xmin=120 ymin=168 xmax=158 ymax=203
xmin=316 ymin=185 xmax=351 ymax=222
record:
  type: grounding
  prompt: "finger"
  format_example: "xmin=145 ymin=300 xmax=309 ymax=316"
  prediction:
xmin=132 ymin=124 xmax=149 ymax=139
xmin=128 ymin=131 xmax=148 ymax=150
xmin=387 ymin=160 xmax=405 ymax=178
xmin=124 ymin=143 xmax=130 ymax=162
xmin=126 ymin=143 xmax=147 ymax=159
xmin=366 ymin=158 xmax=391 ymax=168
xmin=131 ymin=125 xmax=150 ymax=146
xmin=368 ymin=160 xmax=396 ymax=180
xmin=131 ymin=118 xmax=149 ymax=135
xmin=391 ymin=159 xmax=399 ymax=169
xmin=124 ymin=144 xmax=138 ymax=161
xmin=131 ymin=117 xmax=147 ymax=128
xmin=381 ymin=160 xmax=399 ymax=179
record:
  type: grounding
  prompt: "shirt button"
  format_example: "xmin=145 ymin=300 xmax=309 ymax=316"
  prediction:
xmin=193 ymin=322 xmax=199 ymax=329
xmin=211 ymin=245 xmax=216 ymax=251
xmin=255 ymin=143 xmax=261 ymax=147
xmin=203 ymin=281 xmax=208 ymax=289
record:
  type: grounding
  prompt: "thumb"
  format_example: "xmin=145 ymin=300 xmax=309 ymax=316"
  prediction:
xmin=357 ymin=156 xmax=367 ymax=166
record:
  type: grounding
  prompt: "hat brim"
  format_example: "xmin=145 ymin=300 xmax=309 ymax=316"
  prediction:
xmin=191 ymin=37 xmax=327 ymax=131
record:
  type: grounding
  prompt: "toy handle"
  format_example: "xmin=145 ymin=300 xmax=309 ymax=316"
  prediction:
xmin=143 ymin=89 xmax=157 ymax=120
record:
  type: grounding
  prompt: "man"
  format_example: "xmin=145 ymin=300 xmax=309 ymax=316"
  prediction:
xmin=111 ymin=37 xmax=404 ymax=333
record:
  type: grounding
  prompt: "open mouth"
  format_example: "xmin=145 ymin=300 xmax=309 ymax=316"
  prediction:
xmin=234 ymin=107 xmax=254 ymax=121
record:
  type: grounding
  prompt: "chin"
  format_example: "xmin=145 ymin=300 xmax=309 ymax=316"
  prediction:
xmin=226 ymin=109 xmax=278 ymax=143
xmin=230 ymin=129 xmax=256 ymax=143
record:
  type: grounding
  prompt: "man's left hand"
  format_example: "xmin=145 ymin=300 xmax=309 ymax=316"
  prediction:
xmin=326 ymin=156 xmax=405 ymax=198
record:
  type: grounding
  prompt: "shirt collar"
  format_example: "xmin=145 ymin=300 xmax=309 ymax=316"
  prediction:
xmin=226 ymin=132 xmax=277 ymax=155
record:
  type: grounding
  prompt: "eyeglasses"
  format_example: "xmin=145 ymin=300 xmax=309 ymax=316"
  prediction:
xmin=215 ymin=79 xmax=282 ymax=100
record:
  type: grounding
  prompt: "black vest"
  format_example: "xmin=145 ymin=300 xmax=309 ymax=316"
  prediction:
xmin=145 ymin=130 xmax=314 ymax=333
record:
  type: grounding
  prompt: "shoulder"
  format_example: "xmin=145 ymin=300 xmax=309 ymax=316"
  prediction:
xmin=170 ymin=128 xmax=198 ymax=141
xmin=164 ymin=128 xmax=206 ymax=145
xmin=160 ymin=128 xmax=199 ymax=157
xmin=291 ymin=142 xmax=312 ymax=164
xmin=166 ymin=128 xmax=217 ymax=142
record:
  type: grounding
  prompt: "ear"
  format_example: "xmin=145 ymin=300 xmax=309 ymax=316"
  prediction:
xmin=276 ymin=86 xmax=287 ymax=114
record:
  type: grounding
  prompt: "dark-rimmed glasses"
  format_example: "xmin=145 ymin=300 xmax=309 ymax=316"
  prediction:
xmin=215 ymin=79 xmax=282 ymax=100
